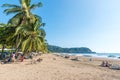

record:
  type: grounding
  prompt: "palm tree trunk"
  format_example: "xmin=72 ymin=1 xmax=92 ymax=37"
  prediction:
xmin=21 ymin=0 xmax=31 ymax=18
xmin=15 ymin=34 xmax=20 ymax=53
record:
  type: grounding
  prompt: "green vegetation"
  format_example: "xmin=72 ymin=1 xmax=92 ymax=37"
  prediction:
xmin=48 ymin=45 xmax=95 ymax=53
xmin=0 ymin=0 xmax=47 ymax=57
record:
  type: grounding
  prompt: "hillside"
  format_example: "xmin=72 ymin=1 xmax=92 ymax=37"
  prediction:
xmin=48 ymin=45 xmax=95 ymax=53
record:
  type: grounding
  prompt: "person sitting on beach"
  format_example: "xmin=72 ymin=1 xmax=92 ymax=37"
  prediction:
xmin=20 ymin=54 xmax=24 ymax=62
xmin=89 ymin=58 xmax=92 ymax=61
xmin=15 ymin=53 xmax=21 ymax=62
xmin=101 ymin=61 xmax=110 ymax=67
xmin=37 ymin=58 xmax=43 ymax=62
xmin=7 ymin=53 xmax=14 ymax=63
xmin=29 ymin=54 xmax=33 ymax=59
xmin=7 ymin=54 xmax=12 ymax=63
xmin=3 ymin=53 xmax=13 ymax=64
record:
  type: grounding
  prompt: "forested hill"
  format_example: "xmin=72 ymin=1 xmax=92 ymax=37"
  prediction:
xmin=48 ymin=45 xmax=95 ymax=53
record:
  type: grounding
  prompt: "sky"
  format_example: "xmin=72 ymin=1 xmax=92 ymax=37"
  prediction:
xmin=0 ymin=0 xmax=120 ymax=53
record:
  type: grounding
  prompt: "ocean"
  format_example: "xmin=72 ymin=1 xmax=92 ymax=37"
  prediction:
xmin=59 ymin=53 xmax=120 ymax=60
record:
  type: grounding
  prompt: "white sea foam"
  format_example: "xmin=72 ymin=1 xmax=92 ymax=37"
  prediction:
xmin=56 ymin=53 xmax=120 ymax=60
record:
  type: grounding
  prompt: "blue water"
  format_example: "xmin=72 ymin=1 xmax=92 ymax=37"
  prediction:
xmin=62 ymin=53 xmax=120 ymax=59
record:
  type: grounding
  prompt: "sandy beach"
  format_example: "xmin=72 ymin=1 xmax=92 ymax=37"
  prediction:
xmin=0 ymin=53 xmax=120 ymax=80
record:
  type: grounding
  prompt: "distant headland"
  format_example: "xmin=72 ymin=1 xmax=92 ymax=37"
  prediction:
xmin=48 ymin=45 xmax=96 ymax=53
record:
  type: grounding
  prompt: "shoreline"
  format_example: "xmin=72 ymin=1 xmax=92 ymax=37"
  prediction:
xmin=54 ymin=52 xmax=120 ymax=63
xmin=53 ymin=53 xmax=120 ymax=60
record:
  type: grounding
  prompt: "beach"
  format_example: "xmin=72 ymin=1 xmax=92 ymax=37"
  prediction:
xmin=0 ymin=53 xmax=120 ymax=80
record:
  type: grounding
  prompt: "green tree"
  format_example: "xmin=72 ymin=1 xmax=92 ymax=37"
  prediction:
xmin=2 ymin=0 xmax=47 ymax=54
xmin=15 ymin=15 xmax=46 ymax=53
xmin=0 ymin=24 xmax=10 ymax=59
xmin=2 ymin=0 xmax=42 ymax=25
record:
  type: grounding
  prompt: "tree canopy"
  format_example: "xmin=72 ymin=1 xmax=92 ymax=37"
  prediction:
xmin=0 ymin=0 xmax=47 ymax=55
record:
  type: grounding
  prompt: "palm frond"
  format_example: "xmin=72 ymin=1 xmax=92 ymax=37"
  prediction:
xmin=34 ymin=15 xmax=42 ymax=22
xmin=2 ymin=4 xmax=21 ymax=8
xmin=30 ymin=2 xmax=42 ymax=10
xmin=39 ymin=28 xmax=46 ymax=38
xmin=34 ymin=18 xmax=40 ymax=30
xmin=15 ymin=25 xmax=33 ymax=36
xmin=4 ymin=8 xmax=22 ymax=15
xmin=22 ymin=38 xmax=30 ymax=52
xmin=41 ymin=23 xmax=46 ymax=27
xmin=39 ymin=23 xmax=46 ymax=27
xmin=19 ymin=0 xmax=22 ymax=4
xmin=8 ymin=13 xmax=23 ymax=26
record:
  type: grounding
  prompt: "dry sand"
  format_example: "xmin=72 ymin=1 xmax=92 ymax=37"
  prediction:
xmin=0 ymin=53 xmax=120 ymax=80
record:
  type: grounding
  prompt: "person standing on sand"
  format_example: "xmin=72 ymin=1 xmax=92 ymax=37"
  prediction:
xmin=12 ymin=52 xmax=16 ymax=62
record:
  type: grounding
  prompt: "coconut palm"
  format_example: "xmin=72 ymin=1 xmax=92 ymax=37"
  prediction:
xmin=0 ymin=24 xmax=7 ymax=56
xmin=2 ymin=0 xmax=43 ymax=26
xmin=0 ymin=24 xmax=12 ymax=59
xmin=2 ymin=0 xmax=47 ymax=54
xmin=15 ymin=15 xmax=46 ymax=52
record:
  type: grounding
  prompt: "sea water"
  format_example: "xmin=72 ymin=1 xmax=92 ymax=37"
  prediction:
xmin=60 ymin=53 xmax=120 ymax=59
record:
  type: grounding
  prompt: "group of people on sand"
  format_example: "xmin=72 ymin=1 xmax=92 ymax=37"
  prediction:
xmin=2 ymin=52 xmax=43 ymax=64
xmin=101 ymin=61 xmax=111 ymax=67
xmin=3 ymin=52 xmax=24 ymax=64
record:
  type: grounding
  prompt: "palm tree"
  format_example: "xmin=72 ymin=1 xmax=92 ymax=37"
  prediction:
xmin=0 ymin=24 xmax=7 ymax=57
xmin=2 ymin=0 xmax=43 ymax=26
xmin=0 ymin=23 xmax=12 ymax=59
xmin=2 ymin=0 xmax=47 ymax=54
xmin=15 ymin=15 xmax=46 ymax=52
